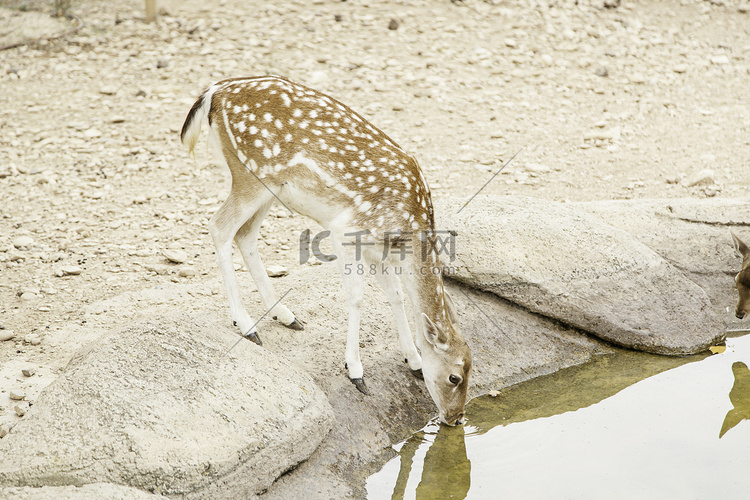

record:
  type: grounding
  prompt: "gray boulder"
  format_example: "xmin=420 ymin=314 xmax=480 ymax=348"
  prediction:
xmin=0 ymin=313 xmax=334 ymax=499
xmin=434 ymin=196 xmax=724 ymax=355
xmin=575 ymin=197 xmax=750 ymax=327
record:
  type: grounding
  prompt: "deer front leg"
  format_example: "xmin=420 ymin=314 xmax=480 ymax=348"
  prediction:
xmin=332 ymin=236 xmax=368 ymax=394
xmin=234 ymin=201 xmax=304 ymax=331
xmin=372 ymin=264 xmax=423 ymax=379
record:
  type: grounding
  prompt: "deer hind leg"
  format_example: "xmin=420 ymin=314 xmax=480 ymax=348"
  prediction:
xmin=209 ymin=190 xmax=274 ymax=345
xmin=329 ymin=232 xmax=368 ymax=394
xmin=370 ymin=258 xmax=423 ymax=379
xmin=234 ymin=200 xmax=304 ymax=331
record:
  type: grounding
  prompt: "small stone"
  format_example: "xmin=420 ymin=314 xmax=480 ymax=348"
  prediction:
xmin=19 ymin=292 xmax=38 ymax=301
xmin=309 ymin=70 xmax=329 ymax=85
xmin=9 ymin=389 xmax=25 ymax=401
xmin=504 ymin=38 xmax=517 ymax=48
xmin=710 ymin=54 xmax=730 ymax=65
xmin=0 ymin=424 xmax=9 ymax=438
xmin=683 ymin=169 xmax=715 ymax=187
xmin=157 ymin=59 xmax=170 ymax=69
xmin=524 ymin=163 xmax=551 ymax=174
xmin=164 ymin=249 xmax=188 ymax=264
xmin=704 ymin=188 xmax=718 ymax=197
xmin=267 ymin=265 xmax=288 ymax=277
xmin=388 ymin=18 xmax=399 ymax=30
xmin=584 ymin=127 xmax=621 ymax=142
xmin=594 ymin=65 xmax=609 ymax=77
xmin=24 ymin=334 xmax=42 ymax=345
xmin=629 ymin=74 xmax=646 ymax=84
xmin=178 ymin=266 xmax=197 ymax=277
xmin=55 ymin=265 xmax=83 ymax=277
xmin=144 ymin=263 xmax=170 ymax=275
xmin=0 ymin=330 xmax=15 ymax=341
xmin=83 ymin=127 xmax=102 ymax=139
xmin=22 ymin=367 xmax=36 ymax=377
xmin=12 ymin=235 xmax=34 ymax=249
xmin=14 ymin=404 xmax=27 ymax=417
xmin=99 ymin=85 xmax=118 ymax=95
xmin=673 ymin=64 xmax=688 ymax=74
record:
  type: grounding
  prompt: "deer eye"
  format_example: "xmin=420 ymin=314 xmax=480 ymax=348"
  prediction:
xmin=449 ymin=374 xmax=461 ymax=385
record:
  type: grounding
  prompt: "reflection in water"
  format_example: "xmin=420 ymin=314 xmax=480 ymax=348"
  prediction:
xmin=720 ymin=361 xmax=750 ymax=438
xmin=390 ymin=424 xmax=470 ymax=500
xmin=368 ymin=334 xmax=750 ymax=499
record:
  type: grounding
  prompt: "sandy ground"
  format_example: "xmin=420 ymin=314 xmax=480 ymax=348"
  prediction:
xmin=1 ymin=0 xmax=749 ymax=440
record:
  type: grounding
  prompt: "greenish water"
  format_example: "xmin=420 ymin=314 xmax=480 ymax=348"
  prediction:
xmin=367 ymin=334 xmax=750 ymax=499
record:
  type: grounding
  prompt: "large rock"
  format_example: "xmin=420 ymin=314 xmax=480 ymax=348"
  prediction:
xmin=575 ymin=197 xmax=750 ymax=328
xmin=0 ymin=313 xmax=334 ymax=499
xmin=434 ymin=196 xmax=724 ymax=355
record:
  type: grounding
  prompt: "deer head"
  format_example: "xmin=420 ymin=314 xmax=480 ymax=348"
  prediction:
xmin=732 ymin=231 xmax=750 ymax=320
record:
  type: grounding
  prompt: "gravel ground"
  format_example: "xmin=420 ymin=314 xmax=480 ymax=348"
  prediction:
xmin=1 ymin=0 xmax=749 ymax=437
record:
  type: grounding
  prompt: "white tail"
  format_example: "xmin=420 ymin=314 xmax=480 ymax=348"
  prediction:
xmin=181 ymin=76 xmax=471 ymax=425
xmin=732 ymin=231 xmax=750 ymax=320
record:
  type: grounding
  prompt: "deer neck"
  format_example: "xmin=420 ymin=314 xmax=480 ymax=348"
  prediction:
xmin=403 ymin=240 xmax=452 ymax=338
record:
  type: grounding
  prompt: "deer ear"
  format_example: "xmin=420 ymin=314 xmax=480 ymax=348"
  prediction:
xmin=444 ymin=291 xmax=457 ymax=324
xmin=421 ymin=313 xmax=449 ymax=351
xmin=732 ymin=231 xmax=750 ymax=258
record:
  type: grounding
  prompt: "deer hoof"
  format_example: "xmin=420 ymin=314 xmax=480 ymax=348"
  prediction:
xmin=410 ymin=368 xmax=424 ymax=380
xmin=350 ymin=377 xmax=370 ymax=395
xmin=243 ymin=331 xmax=263 ymax=346
xmin=285 ymin=318 xmax=305 ymax=331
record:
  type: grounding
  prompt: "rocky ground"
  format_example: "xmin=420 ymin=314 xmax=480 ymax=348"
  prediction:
xmin=0 ymin=0 xmax=748 ymax=492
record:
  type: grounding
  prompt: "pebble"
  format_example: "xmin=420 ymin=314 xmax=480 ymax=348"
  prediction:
xmin=388 ymin=18 xmax=399 ymax=30
xmin=12 ymin=235 xmax=34 ymax=249
xmin=9 ymin=389 xmax=25 ymax=401
xmin=0 ymin=330 xmax=15 ymax=341
xmin=594 ymin=65 xmax=609 ymax=77
xmin=682 ymin=169 xmax=715 ymax=187
xmin=164 ymin=249 xmax=188 ymax=264
xmin=267 ymin=265 xmax=289 ymax=277
xmin=19 ymin=292 xmax=38 ymax=301
xmin=14 ymin=405 xmax=27 ymax=417
xmin=144 ymin=263 xmax=170 ymax=275
xmin=22 ymin=366 xmax=36 ymax=377
xmin=673 ymin=64 xmax=688 ymax=74
xmin=83 ymin=127 xmax=102 ymax=139
xmin=524 ymin=163 xmax=551 ymax=174
xmin=55 ymin=265 xmax=83 ymax=277
xmin=584 ymin=127 xmax=621 ymax=142
xmin=24 ymin=334 xmax=42 ymax=345
xmin=0 ymin=424 xmax=9 ymax=438
xmin=178 ymin=266 xmax=197 ymax=277
xmin=710 ymin=55 xmax=730 ymax=65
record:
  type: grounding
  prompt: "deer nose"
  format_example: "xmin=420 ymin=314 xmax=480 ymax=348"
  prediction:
xmin=443 ymin=411 xmax=465 ymax=426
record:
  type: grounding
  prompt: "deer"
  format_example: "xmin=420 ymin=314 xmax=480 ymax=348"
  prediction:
xmin=180 ymin=76 xmax=472 ymax=426
xmin=732 ymin=231 xmax=750 ymax=320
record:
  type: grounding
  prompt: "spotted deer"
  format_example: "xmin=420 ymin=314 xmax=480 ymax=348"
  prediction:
xmin=181 ymin=76 xmax=472 ymax=425
xmin=732 ymin=231 xmax=750 ymax=320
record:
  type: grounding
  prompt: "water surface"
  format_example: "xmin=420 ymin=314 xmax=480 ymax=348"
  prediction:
xmin=367 ymin=334 xmax=750 ymax=499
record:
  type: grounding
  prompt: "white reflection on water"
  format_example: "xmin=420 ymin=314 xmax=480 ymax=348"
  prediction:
xmin=368 ymin=335 xmax=750 ymax=500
